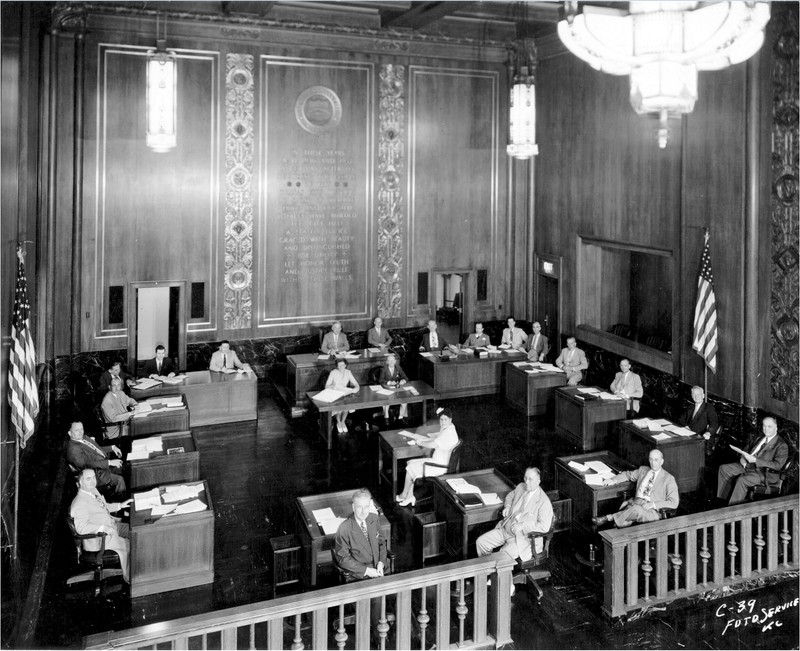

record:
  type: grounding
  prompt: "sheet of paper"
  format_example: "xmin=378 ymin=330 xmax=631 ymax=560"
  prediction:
xmin=460 ymin=348 xmax=473 ymax=354
xmin=673 ymin=427 xmax=695 ymax=437
xmin=599 ymin=392 xmax=624 ymax=400
xmin=312 ymin=507 xmax=336 ymax=522
xmin=134 ymin=402 xmax=153 ymax=414
xmin=632 ymin=418 xmax=650 ymax=428
xmin=585 ymin=460 xmax=614 ymax=474
xmin=368 ymin=347 xmax=382 ymax=353
xmin=162 ymin=484 xmax=204 ymax=503
xmin=127 ymin=449 xmax=150 ymax=461
xmin=654 ymin=418 xmax=672 ymax=427
xmin=420 ymin=352 xmax=434 ymax=357
xmin=577 ymin=387 xmax=600 ymax=395
xmin=312 ymin=388 xmax=347 ymax=403
xmin=446 ymin=478 xmax=469 ymax=490
xmin=345 ymin=353 xmax=360 ymax=359
xmin=133 ymin=488 xmax=161 ymax=511
xmin=173 ymin=499 xmax=207 ymax=515
xmin=480 ymin=493 xmax=502 ymax=505
xmin=585 ymin=475 xmax=605 ymax=486
xmin=318 ymin=354 xmax=330 ymax=360
xmin=498 ymin=344 xmax=510 ymax=350
xmin=397 ymin=430 xmax=415 ymax=437
xmin=512 ymin=361 xmax=528 ymax=367
xmin=568 ymin=460 xmax=588 ymax=472
xmin=135 ymin=378 xmax=161 ymax=390
xmin=652 ymin=433 xmax=672 ymax=441
xmin=319 ymin=517 xmax=347 ymax=535
xmin=150 ymin=503 xmax=177 ymax=516
xmin=538 ymin=364 xmax=564 ymax=373
xmin=455 ymin=482 xmax=481 ymax=494
xmin=374 ymin=388 xmax=394 ymax=396
xmin=160 ymin=375 xmax=186 ymax=385
xmin=369 ymin=385 xmax=383 ymax=391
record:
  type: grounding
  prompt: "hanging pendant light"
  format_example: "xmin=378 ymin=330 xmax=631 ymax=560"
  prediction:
xmin=507 ymin=38 xmax=539 ymax=160
xmin=146 ymin=13 xmax=177 ymax=153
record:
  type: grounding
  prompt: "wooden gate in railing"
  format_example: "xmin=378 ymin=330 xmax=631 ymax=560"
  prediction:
xmin=601 ymin=495 xmax=799 ymax=617
xmin=83 ymin=553 xmax=516 ymax=650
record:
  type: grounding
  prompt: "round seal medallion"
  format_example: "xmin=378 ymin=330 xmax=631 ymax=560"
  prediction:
xmin=295 ymin=86 xmax=342 ymax=134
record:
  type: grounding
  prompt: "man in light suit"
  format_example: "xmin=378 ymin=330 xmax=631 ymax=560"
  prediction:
xmin=476 ymin=467 xmax=554 ymax=562
xmin=334 ymin=489 xmax=391 ymax=627
xmin=141 ymin=345 xmax=176 ymax=378
xmin=209 ymin=340 xmax=250 ymax=373
xmin=678 ymin=386 xmax=719 ymax=440
xmin=555 ymin=336 xmax=589 ymax=386
xmin=610 ymin=358 xmax=643 ymax=416
xmin=526 ymin=321 xmax=550 ymax=362
xmin=419 ymin=320 xmax=457 ymax=353
xmin=321 ymin=321 xmax=350 ymax=355
xmin=463 ymin=322 xmax=490 ymax=348
xmin=592 ymin=449 xmax=679 ymax=528
xmin=501 ymin=317 xmax=528 ymax=351
xmin=70 ymin=468 xmax=132 ymax=581
xmin=367 ymin=316 xmax=392 ymax=350
xmin=66 ymin=421 xmax=126 ymax=497
xmin=717 ymin=417 xmax=789 ymax=505
xmin=101 ymin=377 xmax=137 ymax=438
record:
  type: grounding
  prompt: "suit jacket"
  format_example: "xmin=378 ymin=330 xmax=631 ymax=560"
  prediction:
xmin=501 ymin=327 xmax=528 ymax=349
xmin=101 ymin=391 xmax=136 ymax=423
xmin=70 ymin=489 xmax=125 ymax=553
xmin=555 ymin=347 xmax=589 ymax=373
xmin=619 ymin=466 xmax=679 ymax=510
xmin=334 ymin=513 xmax=387 ymax=579
xmin=743 ymin=434 xmax=789 ymax=482
xmin=379 ymin=364 xmax=408 ymax=386
xmin=496 ymin=484 xmax=554 ymax=558
xmin=209 ymin=349 xmax=245 ymax=371
xmin=678 ymin=402 xmax=719 ymax=435
xmin=464 ymin=332 xmax=490 ymax=348
xmin=97 ymin=370 xmax=133 ymax=394
xmin=66 ymin=437 xmax=114 ymax=471
xmin=367 ymin=327 xmax=392 ymax=348
xmin=610 ymin=371 xmax=643 ymax=412
xmin=527 ymin=333 xmax=550 ymax=360
xmin=321 ymin=331 xmax=350 ymax=354
xmin=419 ymin=331 xmax=448 ymax=352
xmin=141 ymin=356 xmax=175 ymax=377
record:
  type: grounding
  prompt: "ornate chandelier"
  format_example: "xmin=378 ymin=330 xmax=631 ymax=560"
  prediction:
xmin=507 ymin=38 xmax=539 ymax=160
xmin=146 ymin=14 xmax=177 ymax=153
xmin=557 ymin=1 xmax=771 ymax=147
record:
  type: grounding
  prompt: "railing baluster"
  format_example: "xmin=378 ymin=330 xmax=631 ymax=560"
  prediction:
xmin=767 ymin=512 xmax=779 ymax=569
xmin=312 ymin=607 xmax=328 ymax=650
xmin=669 ymin=533 xmax=682 ymax=594
xmin=335 ymin=603 xmax=348 ymax=650
xmin=417 ymin=586 xmax=429 ymax=650
xmin=685 ymin=528 xmax=697 ymax=592
xmin=741 ymin=517 xmax=752 ymax=578
xmin=699 ymin=526 xmax=710 ymax=586
xmin=655 ymin=536 xmax=667 ymax=597
xmin=201 ymin=633 xmax=208 ymax=650
xmin=435 ymin=580 xmax=451 ymax=651
xmin=376 ymin=595 xmax=390 ymax=650
xmin=221 ymin=626 xmax=236 ymax=650
xmin=640 ymin=540 xmax=652 ymax=601
xmin=780 ymin=510 xmax=791 ymax=568
xmin=291 ymin=614 xmax=304 ymax=650
xmin=727 ymin=521 xmax=739 ymax=578
xmin=626 ymin=541 xmax=638 ymax=607
xmin=456 ymin=578 xmax=468 ymax=646
xmin=713 ymin=523 xmax=725 ymax=584
xmin=249 ymin=622 xmax=255 ymax=650
xmin=754 ymin=515 xmax=765 ymax=572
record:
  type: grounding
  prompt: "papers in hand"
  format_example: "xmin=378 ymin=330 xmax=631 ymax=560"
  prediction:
xmin=312 ymin=388 xmax=347 ymax=403
xmin=729 ymin=445 xmax=745 ymax=455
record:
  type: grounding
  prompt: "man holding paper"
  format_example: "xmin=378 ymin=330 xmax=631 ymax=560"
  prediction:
xmin=476 ymin=467 xmax=554 ymax=564
xmin=610 ymin=358 xmax=643 ymax=416
xmin=70 ymin=468 xmax=132 ymax=581
xmin=592 ymin=449 xmax=678 ymax=528
xmin=717 ymin=417 xmax=788 ymax=505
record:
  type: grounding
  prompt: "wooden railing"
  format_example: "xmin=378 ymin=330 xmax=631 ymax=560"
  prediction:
xmin=601 ymin=495 xmax=799 ymax=617
xmin=84 ymin=553 xmax=516 ymax=650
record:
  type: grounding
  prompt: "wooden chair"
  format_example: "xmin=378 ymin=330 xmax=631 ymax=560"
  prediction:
xmin=512 ymin=490 xmax=571 ymax=601
xmin=66 ymin=515 xmax=124 ymax=597
xmin=749 ymin=452 xmax=797 ymax=501
xmin=607 ymin=323 xmax=633 ymax=339
xmin=93 ymin=404 xmax=123 ymax=443
xmin=412 ymin=440 xmax=463 ymax=511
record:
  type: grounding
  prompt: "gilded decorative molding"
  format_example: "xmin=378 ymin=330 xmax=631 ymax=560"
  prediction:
xmin=376 ymin=64 xmax=405 ymax=318
xmin=224 ymin=54 xmax=255 ymax=330
xmin=769 ymin=4 xmax=799 ymax=406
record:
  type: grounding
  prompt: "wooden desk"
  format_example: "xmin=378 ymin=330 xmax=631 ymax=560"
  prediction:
xmin=129 ymin=479 xmax=214 ymax=597
xmin=554 ymin=451 xmax=635 ymax=539
xmin=129 ymin=395 xmax=190 ymax=438
xmin=306 ymin=381 xmax=438 ymax=450
xmin=131 ymin=370 xmax=257 ymax=427
xmin=286 ymin=350 xmax=392 ymax=415
xmin=554 ymin=387 xmax=627 ymax=451
xmin=295 ymin=489 xmax=391 ymax=586
xmin=504 ymin=363 xmax=565 ymax=416
xmin=418 ymin=349 xmax=526 ymax=400
xmin=129 ymin=431 xmax=199 ymax=491
xmin=432 ymin=468 xmax=515 ymax=559
xmin=377 ymin=424 xmax=437 ymax=498
xmin=617 ymin=420 xmax=705 ymax=492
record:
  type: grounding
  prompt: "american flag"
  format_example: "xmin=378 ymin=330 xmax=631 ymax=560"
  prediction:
xmin=8 ymin=247 xmax=39 ymax=448
xmin=692 ymin=230 xmax=718 ymax=374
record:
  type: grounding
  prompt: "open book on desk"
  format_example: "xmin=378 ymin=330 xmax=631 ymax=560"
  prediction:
xmin=311 ymin=388 xmax=348 ymax=403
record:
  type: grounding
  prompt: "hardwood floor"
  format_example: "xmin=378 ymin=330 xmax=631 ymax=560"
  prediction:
xmin=33 ymin=383 xmax=798 ymax=649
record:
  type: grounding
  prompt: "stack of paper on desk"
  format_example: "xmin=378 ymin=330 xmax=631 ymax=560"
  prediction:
xmin=368 ymin=347 xmax=382 ymax=353
xmin=420 ymin=352 xmax=434 ymax=358
xmin=599 ymin=392 xmax=624 ymax=400
xmin=512 ymin=361 xmax=529 ymax=367
xmin=312 ymin=388 xmax=347 ymax=403
xmin=172 ymin=499 xmax=207 ymax=515
xmin=369 ymin=385 xmax=383 ymax=391
xmin=460 ymin=347 xmax=473 ymax=354
xmin=312 ymin=507 xmax=347 ymax=535
xmin=568 ymin=460 xmax=588 ymax=472
xmin=160 ymin=375 xmax=186 ymax=385
xmin=317 ymin=354 xmax=330 ymax=360
xmin=577 ymin=387 xmax=600 ymax=395
xmin=129 ymin=436 xmax=163 ymax=459
xmin=652 ymin=433 xmax=672 ymax=441
xmin=664 ymin=424 xmax=695 ymax=437
xmin=135 ymin=378 xmax=162 ymax=390
xmin=134 ymin=488 xmax=161 ymax=511
xmin=446 ymin=478 xmax=482 ymax=494
xmin=162 ymin=483 xmax=204 ymax=503
xmin=479 ymin=493 xmax=502 ymax=505
xmin=632 ymin=418 xmax=650 ymax=428
xmin=374 ymin=388 xmax=394 ymax=396
xmin=538 ymin=364 xmax=564 ymax=373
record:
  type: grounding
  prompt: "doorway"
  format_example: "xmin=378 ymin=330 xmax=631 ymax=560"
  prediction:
xmin=127 ymin=281 xmax=186 ymax=375
xmin=433 ymin=271 xmax=468 ymax=345
xmin=534 ymin=254 xmax=561 ymax=355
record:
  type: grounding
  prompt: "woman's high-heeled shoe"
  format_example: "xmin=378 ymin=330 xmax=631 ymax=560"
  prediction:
xmin=398 ymin=495 xmax=416 ymax=507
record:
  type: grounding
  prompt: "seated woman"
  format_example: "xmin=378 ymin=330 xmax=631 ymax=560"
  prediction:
xmin=379 ymin=354 xmax=409 ymax=424
xmin=325 ymin=358 xmax=360 ymax=433
xmin=396 ymin=407 xmax=459 ymax=507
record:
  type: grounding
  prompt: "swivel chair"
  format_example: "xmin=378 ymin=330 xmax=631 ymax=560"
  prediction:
xmin=749 ymin=452 xmax=797 ymax=501
xmin=66 ymin=515 xmax=124 ymax=597
xmin=412 ymin=440 xmax=463 ymax=512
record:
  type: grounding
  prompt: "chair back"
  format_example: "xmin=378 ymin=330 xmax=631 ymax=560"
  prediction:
xmin=446 ymin=440 xmax=463 ymax=474
xmin=368 ymin=366 xmax=383 ymax=385
xmin=607 ymin=323 xmax=633 ymax=339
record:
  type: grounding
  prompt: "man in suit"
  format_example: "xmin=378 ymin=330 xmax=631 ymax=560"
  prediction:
xmin=678 ymin=386 xmax=719 ymax=441
xmin=592 ymin=449 xmax=679 ymax=528
xmin=101 ymin=377 xmax=137 ymax=438
xmin=141 ymin=344 xmax=176 ymax=378
xmin=334 ymin=489 xmax=392 ymax=628
xmin=66 ymin=421 xmax=126 ymax=497
xmin=367 ymin=316 xmax=392 ymax=350
xmin=419 ymin=320 xmax=457 ymax=353
xmin=321 ymin=321 xmax=350 ymax=355
xmin=209 ymin=340 xmax=250 ymax=373
xmin=610 ymin=358 xmax=644 ymax=416
xmin=476 ymin=467 xmax=554 ymax=562
xmin=717 ymin=417 xmax=789 ymax=505
xmin=97 ymin=361 xmax=134 ymax=395
xmin=463 ymin=322 xmax=490 ymax=348
xmin=501 ymin=317 xmax=528 ymax=351
xmin=555 ymin=336 xmax=589 ymax=386
xmin=526 ymin=321 xmax=550 ymax=362
xmin=70 ymin=468 xmax=132 ymax=581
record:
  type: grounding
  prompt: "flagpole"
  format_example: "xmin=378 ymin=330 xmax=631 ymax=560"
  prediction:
xmin=13 ymin=435 xmax=19 ymax=561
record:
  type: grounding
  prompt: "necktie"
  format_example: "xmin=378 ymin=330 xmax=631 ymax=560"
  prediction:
xmin=157 ymin=360 xmax=161 ymax=373
xmin=222 ymin=354 xmax=227 ymax=368
xmin=534 ymin=334 xmax=539 ymax=349
xmin=81 ymin=439 xmax=105 ymax=457
xmin=640 ymin=470 xmax=655 ymax=499
xmin=360 ymin=520 xmax=369 ymax=540
xmin=93 ymin=492 xmax=109 ymax=513
xmin=431 ymin=334 xmax=437 ymax=348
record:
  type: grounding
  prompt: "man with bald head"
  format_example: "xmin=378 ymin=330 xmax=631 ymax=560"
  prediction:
xmin=592 ymin=449 xmax=678 ymax=528
xmin=65 ymin=421 xmax=126 ymax=497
